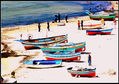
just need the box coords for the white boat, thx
[23,60,62,68]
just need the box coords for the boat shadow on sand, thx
[63,60,85,63]
[87,33,116,36]
[73,75,99,78]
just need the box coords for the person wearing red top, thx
[113,19,116,25]
[20,34,22,40]
[78,20,80,30]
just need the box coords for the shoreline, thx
[1,1,118,83]
[1,15,90,36]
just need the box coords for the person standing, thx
[65,14,68,23]
[20,34,22,40]
[58,13,61,22]
[101,18,105,27]
[38,23,41,32]
[89,8,92,13]
[47,22,50,31]
[113,18,116,28]
[54,15,58,23]
[78,20,80,30]
[28,35,32,40]
[88,54,92,66]
[81,20,83,30]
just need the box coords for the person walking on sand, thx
[88,54,92,66]
[78,20,80,30]
[81,20,83,30]
[47,22,50,31]
[38,23,41,32]
[65,14,68,23]
[58,13,61,22]
[20,34,22,40]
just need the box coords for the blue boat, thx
[15,34,68,50]
[86,28,113,35]
[23,60,62,68]
[36,42,86,52]
[67,66,96,77]
[44,51,81,61]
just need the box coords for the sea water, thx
[1,1,111,28]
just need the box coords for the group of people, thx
[54,13,61,23]
[38,21,50,32]
[54,13,68,23]
[37,13,68,32]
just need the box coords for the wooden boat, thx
[85,11,116,20]
[67,66,96,77]
[78,23,102,30]
[36,42,86,53]
[16,34,68,50]
[86,28,113,35]
[23,60,62,68]
[44,51,81,61]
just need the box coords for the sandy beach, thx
[1,1,118,83]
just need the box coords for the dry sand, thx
[1,1,118,83]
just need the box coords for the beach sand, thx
[1,1,118,83]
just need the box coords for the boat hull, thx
[23,39,68,50]
[86,28,113,35]
[16,34,68,50]
[89,15,116,20]
[39,42,86,52]
[24,63,62,68]
[69,71,96,77]
[67,67,96,77]
[44,51,81,61]
[45,56,81,61]
[78,24,102,30]
[42,47,85,53]
[87,31,111,35]
[23,60,62,68]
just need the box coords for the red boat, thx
[44,51,81,61]
[16,34,68,50]
[67,66,96,77]
[86,28,113,35]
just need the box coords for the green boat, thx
[36,42,86,52]
[85,11,116,20]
